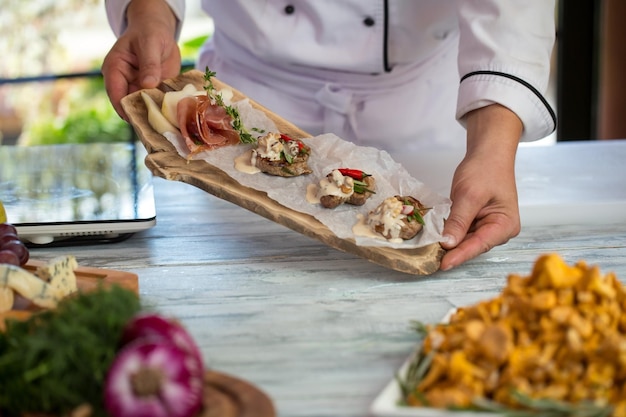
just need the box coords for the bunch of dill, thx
[0,285,142,416]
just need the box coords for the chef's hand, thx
[439,104,523,271]
[101,0,181,120]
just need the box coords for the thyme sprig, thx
[202,67,256,144]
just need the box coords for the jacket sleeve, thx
[455,0,557,141]
[104,0,185,39]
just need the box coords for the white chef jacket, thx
[106,0,556,152]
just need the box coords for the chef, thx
[102,0,557,270]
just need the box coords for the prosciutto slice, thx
[177,95,241,155]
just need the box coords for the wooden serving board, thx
[0,260,138,331]
[121,70,445,275]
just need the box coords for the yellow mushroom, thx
[409,253,626,413]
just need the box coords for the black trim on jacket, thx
[383,0,391,72]
[460,70,557,132]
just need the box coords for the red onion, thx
[104,341,204,417]
[120,313,204,376]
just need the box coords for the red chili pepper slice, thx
[338,168,370,181]
[280,134,304,151]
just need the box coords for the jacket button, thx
[363,16,375,27]
[284,5,295,14]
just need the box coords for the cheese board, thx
[0,259,138,331]
[0,259,276,417]
[121,70,445,275]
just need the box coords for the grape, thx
[0,222,30,266]
[1,240,29,265]
[0,223,17,236]
[0,249,20,266]
[0,233,19,247]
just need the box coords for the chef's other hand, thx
[101,0,180,120]
[440,104,523,271]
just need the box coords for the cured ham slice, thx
[177,95,241,155]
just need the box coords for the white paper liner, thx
[162,99,451,249]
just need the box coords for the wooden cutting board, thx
[0,260,138,331]
[121,70,445,275]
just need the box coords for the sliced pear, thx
[161,83,202,128]
[141,92,179,135]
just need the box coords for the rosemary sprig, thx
[397,350,434,404]
[202,67,256,144]
[409,319,429,338]
[470,392,613,417]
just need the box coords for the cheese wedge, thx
[0,255,78,309]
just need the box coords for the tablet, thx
[0,141,156,246]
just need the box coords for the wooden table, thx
[28,176,626,417]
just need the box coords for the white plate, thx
[370,309,500,417]
[369,355,499,417]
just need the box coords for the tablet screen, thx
[0,141,156,245]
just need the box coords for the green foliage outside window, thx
[23,77,131,145]
[20,35,210,146]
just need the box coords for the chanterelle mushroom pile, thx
[404,253,626,416]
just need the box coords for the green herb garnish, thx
[203,67,256,144]
[352,179,376,195]
[404,199,426,225]
[0,286,142,416]
[281,167,296,176]
[282,149,294,164]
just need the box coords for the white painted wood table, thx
[29,175,626,417]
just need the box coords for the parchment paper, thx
[163,99,451,249]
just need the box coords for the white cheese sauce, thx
[306,183,320,204]
[234,149,261,174]
[368,197,407,240]
[255,132,284,161]
[352,213,403,244]
[351,197,408,242]
[307,169,355,206]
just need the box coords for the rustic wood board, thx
[202,370,275,417]
[0,260,138,330]
[121,70,445,275]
